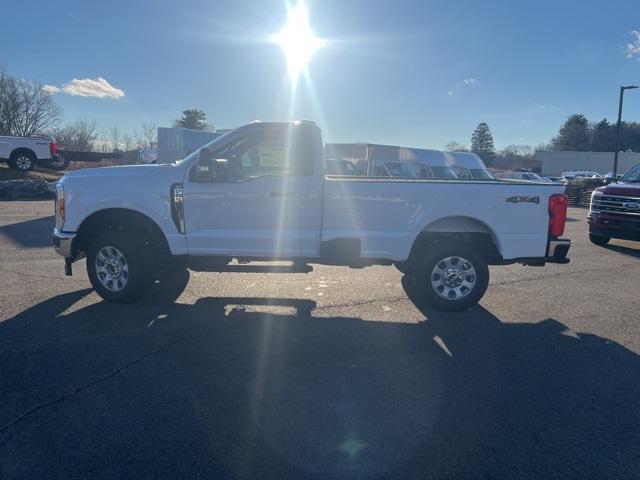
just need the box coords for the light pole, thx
[613,85,639,179]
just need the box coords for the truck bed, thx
[322,177,564,260]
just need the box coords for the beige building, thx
[535,150,640,176]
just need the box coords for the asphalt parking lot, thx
[1,200,640,479]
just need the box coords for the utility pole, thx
[613,85,638,179]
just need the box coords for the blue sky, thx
[4,0,640,148]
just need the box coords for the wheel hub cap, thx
[16,156,31,169]
[95,246,129,292]
[430,256,476,300]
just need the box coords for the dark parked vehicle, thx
[588,163,640,245]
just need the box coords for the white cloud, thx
[463,78,476,85]
[42,84,61,94]
[41,77,125,99]
[625,30,640,58]
[448,91,453,96]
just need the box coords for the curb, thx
[0,180,56,199]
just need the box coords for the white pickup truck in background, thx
[0,134,68,170]
[52,120,571,311]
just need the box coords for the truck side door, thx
[183,123,319,257]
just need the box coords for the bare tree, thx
[445,141,468,152]
[110,126,122,152]
[13,79,62,136]
[0,69,61,136]
[0,69,22,135]
[96,127,110,153]
[51,119,98,151]
[122,132,133,151]
[140,121,157,148]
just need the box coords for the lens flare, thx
[272,1,326,82]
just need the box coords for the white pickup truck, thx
[0,134,68,170]
[52,121,570,311]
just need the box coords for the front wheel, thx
[413,243,489,312]
[87,231,153,303]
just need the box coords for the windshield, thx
[175,128,237,165]
[622,164,640,182]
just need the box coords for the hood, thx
[598,182,640,197]
[63,164,161,178]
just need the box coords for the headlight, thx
[55,183,65,229]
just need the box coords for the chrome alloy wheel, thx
[95,246,130,292]
[15,155,33,170]
[430,256,476,300]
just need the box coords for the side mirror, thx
[194,147,213,181]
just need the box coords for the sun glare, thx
[273,1,326,82]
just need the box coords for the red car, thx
[588,163,640,245]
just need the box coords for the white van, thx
[445,152,494,180]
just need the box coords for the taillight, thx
[548,193,568,237]
[49,142,57,156]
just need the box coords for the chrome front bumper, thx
[52,228,76,259]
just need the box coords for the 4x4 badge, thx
[506,196,540,204]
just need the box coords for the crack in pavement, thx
[0,338,183,447]
[0,266,84,282]
[490,265,626,287]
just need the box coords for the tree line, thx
[447,111,640,170]
[551,113,640,152]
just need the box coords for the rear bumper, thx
[512,237,571,266]
[52,228,76,258]
[546,237,571,264]
[588,212,640,241]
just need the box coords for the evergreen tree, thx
[590,118,616,152]
[174,109,209,130]
[470,122,496,164]
[552,114,590,151]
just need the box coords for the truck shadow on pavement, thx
[1,286,640,479]
[601,242,640,260]
[0,215,54,248]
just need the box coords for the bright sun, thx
[273,1,326,82]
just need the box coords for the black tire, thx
[9,150,36,171]
[589,234,610,246]
[412,242,489,312]
[394,261,414,275]
[86,230,153,303]
[45,152,70,170]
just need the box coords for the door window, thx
[200,126,313,182]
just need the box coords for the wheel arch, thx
[73,208,170,259]
[10,147,37,159]
[409,216,503,264]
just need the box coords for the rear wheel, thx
[45,152,70,170]
[9,151,36,171]
[589,234,610,246]
[413,242,489,312]
[87,231,153,303]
